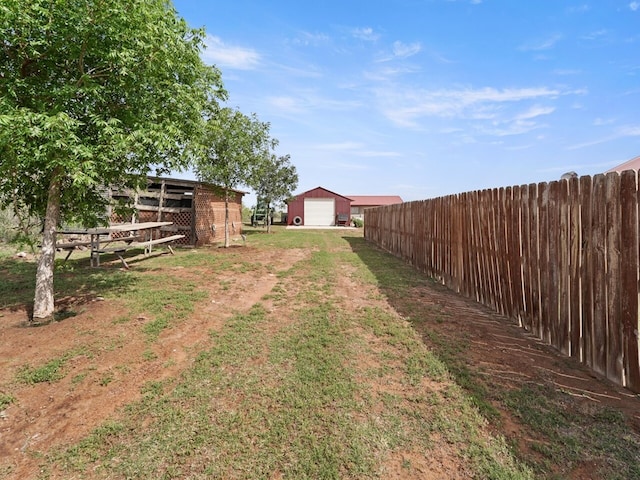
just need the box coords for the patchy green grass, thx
[342,235,640,479]
[15,347,90,384]
[501,385,640,479]
[0,249,135,310]
[0,393,15,410]
[4,229,636,479]
[45,229,532,479]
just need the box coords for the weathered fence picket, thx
[364,170,640,393]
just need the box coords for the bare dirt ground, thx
[392,281,640,478]
[1,242,639,479]
[0,246,308,479]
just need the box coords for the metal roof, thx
[606,156,640,173]
[348,195,403,206]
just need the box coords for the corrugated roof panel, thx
[348,195,403,206]
[606,156,640,173]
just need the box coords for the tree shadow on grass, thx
[343,235,640,480]
[0,255,138,320]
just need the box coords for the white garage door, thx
[304,198,335,226]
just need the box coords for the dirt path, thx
[377,271,640,479]
[0,247,307,479]
[1,238,639,479]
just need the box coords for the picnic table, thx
[56,221,184,268]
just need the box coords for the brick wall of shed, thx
[194,186,243,246]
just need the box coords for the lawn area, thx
[0,226,638,479]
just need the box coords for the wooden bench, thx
[56,235,143,262]
[336,213,350,226]
[97,234,185,268]
[56,240,94,261]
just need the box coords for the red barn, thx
[286,187,352,226]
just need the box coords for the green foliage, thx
[352,217,364,228]
[195,106,273,245]
[0,393,15,410]
[248,153,299,230]
[0,205,41,250]
[196,106,271,192]
[1,0,226,317]
[17,356,68,384]
[0,0,224,226]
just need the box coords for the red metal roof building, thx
[286,187,352,226]
[606,155,640,173]
[286,188,404,226]
[349,195,403,220]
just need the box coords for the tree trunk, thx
[224,189,230,248]
[266,203,272,234]
[33,172,62,321]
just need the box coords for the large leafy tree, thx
[195,106,272,247]
[0,0,225,320]
[249,153,298,233]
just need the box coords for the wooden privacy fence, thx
[364,170,640,393]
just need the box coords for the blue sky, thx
[173,0,640,206]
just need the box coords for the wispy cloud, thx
[519,34,562,51]
[377,86,579,130]
[268,96,305,114]
[593,117,615,126]
[355,150,402,157]
[567,124,640,149]
[515,105,555,120]
[630,2,640,11]
[313,141,401,158]
[292,31,331,47]
[553,68,582,76]
[202,35,260,70]
[581,29,608,41]
[352,27,379,42]
[566,4,590,14]
[480,119,547,137]
[363,65,421,81]
[266,93,361,114]
[392,41,422,58]
[315,141,364,151]
[376,40,422,62]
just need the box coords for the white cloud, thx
[266,91,362,116]
[519,34,562,51]
[355,150,402,157]
[313,142,401,159]
[593,117,615,126]
[315,142,364,151]
[376,41,422,62]
[618,124,640,136]
[515,105,555,120]
[377,86,578,130]
[352,27,379,42]
[567,124,640,149]
[480,119,546,137]
[293,31,331,47]
[630,2,640,11]
[553,68,582,76]
[202,35,260,70]
[581,29,608,41]
[392,41,422,58]
[268,96,304,114]
[567,4,590,14]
